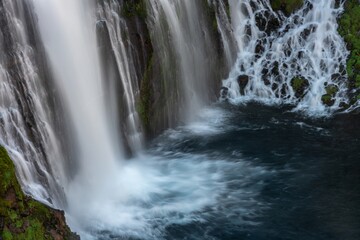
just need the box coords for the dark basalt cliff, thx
[124,0,360,138]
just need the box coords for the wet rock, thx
[271,61,280,75]
[321,84,339,106]
[263,78,271,86]
[300,24,317,40]
[339,101,350,109]
[245,23,252,37]
[255,40,265,56]
[255,11,280,35]
[334,0,342,9]
[321,94,335,106]
[290,76,309,98]
[325,84,339,96]
[280,84,289,98]
[220,86,229,99]
[270,0,304,16]
[237,75,249,95]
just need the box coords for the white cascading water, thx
[32,0,131,233]
[147,0,217,122]
[1,0,359,239]
[222,0,349,116]
[97,0,143,152]
[208,0,238,67]
[0,0,66,206]
[1,0,237,238]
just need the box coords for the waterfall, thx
[1,0,146,208]
[1,0,358,238]
[96,0,144,153]
[208,0,238,68]
[222,0,349,116]
[32,0,135,230]
[0,0,66,206]
[147,0,219,124]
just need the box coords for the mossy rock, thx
[270,0,304,16]
[320,84,339,107]
[0,146,79,240]
[321,94,335,106]
[290,76,309,98]
[325,84,339,96]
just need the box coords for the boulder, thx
[237,75,249,95]
[220,86,229,99]
[321,84,339,106]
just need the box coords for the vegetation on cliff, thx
[137,56,153,132]
[0,146,79,240]
[338,0,360,102]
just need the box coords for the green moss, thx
[15,219,23,228]
[290,76,309,98]
[338,0,360,102]
[225,2,231,20]
[122,0,147,19]
[321,94,333,106]
[320,84,339,106]
[270,0,304,16]
[291,77,304,91]
[356,75,360,88]
[9,211,18,221]
[202,0,221,35]
[2,228,13,240]
[0,147,23,200]
[137,56,153,129]
[18,220,45,240]
[0,146,79,240]
[325,84,339,96]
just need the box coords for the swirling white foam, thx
[65,107,270,240]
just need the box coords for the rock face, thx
[270,0,304,16]
[0,146,79,240]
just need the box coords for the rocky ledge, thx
[0,146,79,240]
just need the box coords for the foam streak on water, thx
[222,0,349,116]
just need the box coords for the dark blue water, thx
[91,103,359,240]
[147,103,360,240]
